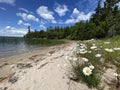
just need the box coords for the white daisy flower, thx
[104,42,110,44]
[79,48,86,52]
[93,44,96,46]
[88,51,92,53]
[89,65,94,70]
[105,48,114,52]
[91,39,94,41]
[113,73,118,77]
[79,51,87,54]
[83,67,92,76]
[90,46,97,50]
[113,48,120,51]
[95,54,101,57]
[82,58,88,62]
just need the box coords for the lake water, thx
[0,37,47,59]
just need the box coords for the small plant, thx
[69,55,100,88]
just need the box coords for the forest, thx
[24,0,120,40]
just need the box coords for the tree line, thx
[24,0,120,40]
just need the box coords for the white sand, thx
[0,42,91,90]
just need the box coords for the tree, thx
[28,26,31,33]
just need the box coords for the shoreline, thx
[0,42,81,90]
[0,45,49,60]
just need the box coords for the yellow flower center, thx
[86,70,90,74]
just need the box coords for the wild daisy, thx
[90,46,97,50]
[82,57,89,62]
[79,48,86,52]
[104,42,110,44]
[105,48,114,52]
[83,67,92,76]
[88,51,92,53]
[93,43,96,46]
[79,51,87,54]
[113,48,120,51]
[113,73,118,77]
[89,65,94,70]
[95,54,101,57]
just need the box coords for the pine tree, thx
[28,26,31,33]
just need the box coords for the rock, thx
[10,64,16,69]
[8,76,18,84]
[0,66,15,82]
[0,63,8,68]
[17,63,33,69]
[49,50,55,55]
[3,87,8,90]
[102,69,117,84]
[38,62,48,69]
[29,55,38,60]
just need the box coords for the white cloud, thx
[17,20,30,26]
[0,26,27,37]
[16,12,39,22]
[57,20,65,24]
[54,3,68,17]
[65,8,94,24]
[36,6,56,23]
[5,26,11,29]
[39,25,46,30]
[18,8,29,13]
[27,14,39,22]
[65,19,75,24]
[117,2,120,9]
[72,8,79,16]
[0,7,6,10]
[5,26,16,30]
[18,20,23,25]
[0,0,15,5]
[23,23,30,26]
[51,20,57,24]
[18,8,34,14]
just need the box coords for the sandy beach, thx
[0,42,91,90]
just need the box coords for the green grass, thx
[69,35,120,89]
[24,38,67,46]
[70,59,100,88]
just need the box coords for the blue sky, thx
[0,0,119,37]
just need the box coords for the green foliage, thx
[24,38,66,46]
[81,72,100,88]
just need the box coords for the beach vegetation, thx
[69,36,120,89]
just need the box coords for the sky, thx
[0,0,119,37]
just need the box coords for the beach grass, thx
[69,35,120,89]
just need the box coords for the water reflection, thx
[0,37,43,59]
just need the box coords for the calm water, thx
[0,37,47,59]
